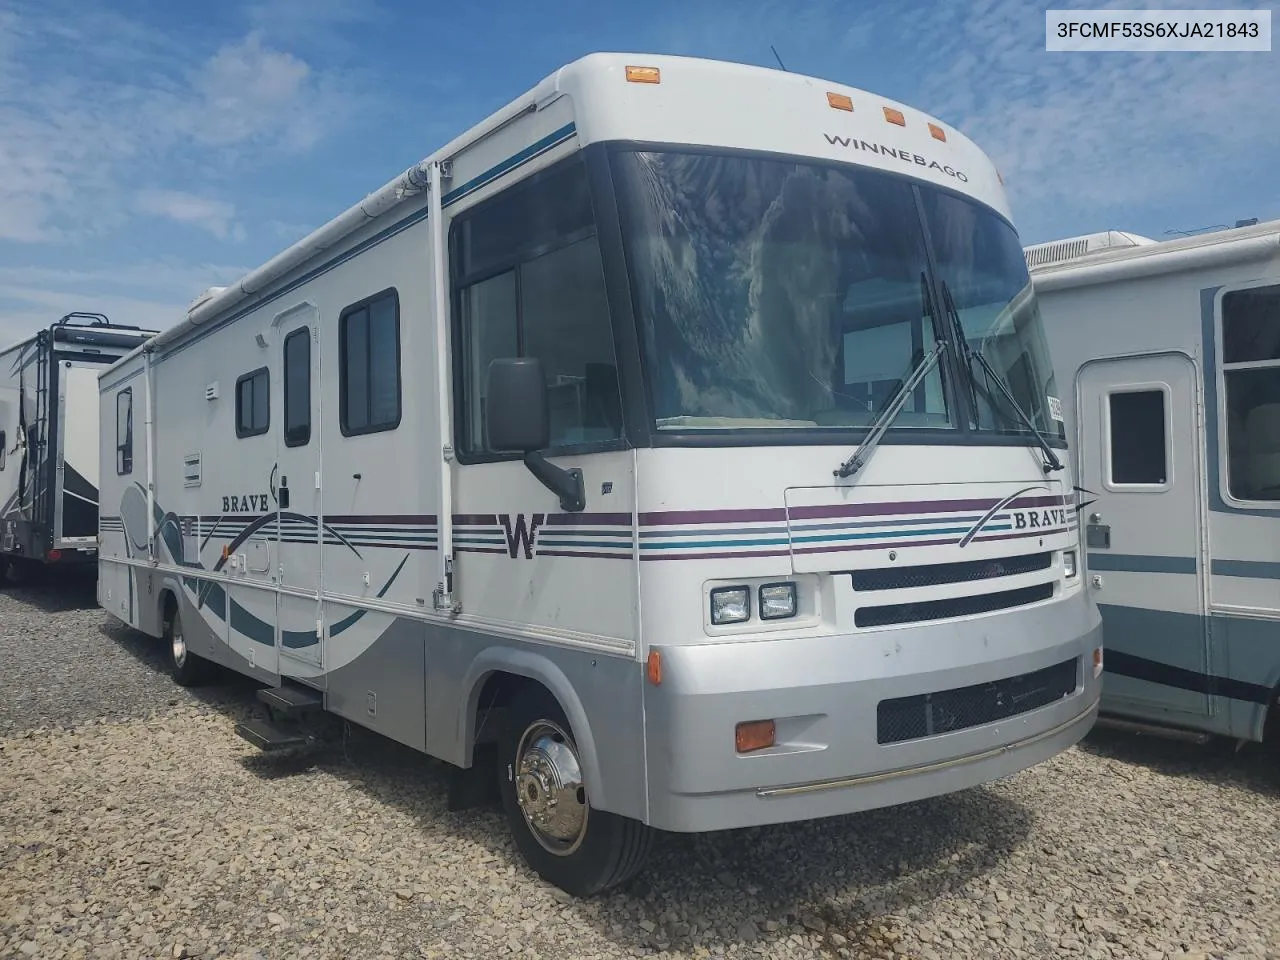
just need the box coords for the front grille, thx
[877,657,1079,744]
[854,582,1054,628]
[851,552,1052,592]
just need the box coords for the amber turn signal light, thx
[735,719,776,753]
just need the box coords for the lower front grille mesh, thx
[877,657,1079,744]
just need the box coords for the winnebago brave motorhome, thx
[98,53,1102,895]
[1027,219,1280,744]
[0,313,157,584]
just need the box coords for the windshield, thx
[611,149,952,431]
[610,148,1063,443]
[921,189,1066,441]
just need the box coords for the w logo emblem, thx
[499,513,544,559]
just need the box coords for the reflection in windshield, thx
[611,148,1063,443]
[921,190,1066,440]
[611,150,952,430]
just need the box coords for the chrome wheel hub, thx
[515,720,588,856]
[171,624,186,667]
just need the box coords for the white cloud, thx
[904,0,1280,240]
[0,3,353,246]
[185,31,328,151]
[137,189,243,241]
[0,260,249,351]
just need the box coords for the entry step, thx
[256,683,323,715]
[234,718,307,752]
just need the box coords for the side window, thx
[283,327,311,447]
[339,289,401,436]
[1107,388,1167,486]
[235,368,269,438]
[116,388,133,475]
[0,429,6,470]
[1222,284,1280,502]
[452,157,623,457]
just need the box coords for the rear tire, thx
[164,602,211,687]
[498,684,653,897]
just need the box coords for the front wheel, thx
[498,685,653,897]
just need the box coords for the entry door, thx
[1076,352,1210,718]
[274,305,324,674]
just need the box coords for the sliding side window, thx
[1221,284,1280,502]
[452,157,623,458]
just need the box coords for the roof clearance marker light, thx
[826,92,854,112]
[625,65,661,84]
[928,122,947,142]
[883,106,906,126]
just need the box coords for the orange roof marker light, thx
[826,92,854,112]
[928,122,947,142]
[625,65,661,84]
[883,106,906,126]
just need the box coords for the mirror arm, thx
[522,452,586,513]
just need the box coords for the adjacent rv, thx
[98,53,1102,896]
[1027,219,1280,743]
[0,313,157,584]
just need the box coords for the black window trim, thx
[338,286,403,438]
[448,152,630,466]
[116,387,133,475]
[235,366,270,439]
[1218,280,1280,508]
[282,325,312,448]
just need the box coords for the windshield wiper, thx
[834,338,947,479]
[940,281,1063,474]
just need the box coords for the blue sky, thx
[1,0,1276,347]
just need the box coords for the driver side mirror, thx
[485,357,550,453]
[484,357,585,513]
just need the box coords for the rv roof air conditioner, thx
[1024,230,1156,271]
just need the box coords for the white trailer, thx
[0,313,158,584]
[98,53,1102,896]
[1026,220,1280,743]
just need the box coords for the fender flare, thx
[458,646,609,810]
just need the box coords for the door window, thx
[1107,388,1168,487]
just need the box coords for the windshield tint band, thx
[603,140,1067,449]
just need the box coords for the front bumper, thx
[642,598,1102,832]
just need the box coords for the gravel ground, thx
[2,578,1279,960]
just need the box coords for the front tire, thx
[498,685,653,897]
[165,603,210,687]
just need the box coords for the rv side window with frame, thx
[283,326,311,447]
[235,367,270,439]
[1106,387,1168,487]
[116,388,133,475]
[338,288,401,437]
[451,155,623,459]
[1221,283,1280,503]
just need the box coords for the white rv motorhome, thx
[98,53,1102,896]
[0,313,158,584]
[1027,220,1280,744]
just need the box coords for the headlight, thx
[710,586,750,625]
[759,582,797,620]
[1063,550,1077,578]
